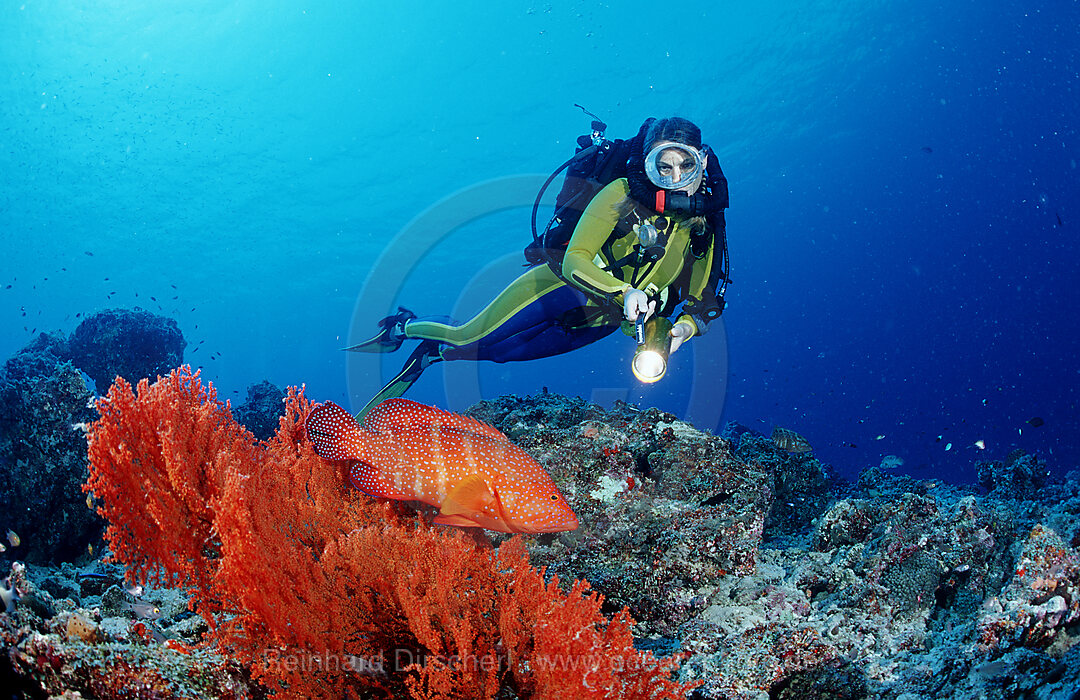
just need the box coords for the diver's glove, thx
[623,288,656,322]
[669,321,695,354]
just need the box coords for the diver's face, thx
[651,142,703,194]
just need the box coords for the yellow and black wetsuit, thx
[407,178,714,356]
[359,178,716,413]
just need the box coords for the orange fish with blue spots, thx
[306,398,579,534]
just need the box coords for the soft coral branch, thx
[85,368,250,597]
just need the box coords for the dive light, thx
[631,315,673,384]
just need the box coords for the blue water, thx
[2,1,1077,483]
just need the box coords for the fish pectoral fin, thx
[440,474,497,518]
[432,514,483,528]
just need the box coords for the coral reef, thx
[0,560,249,699]
[736,432,834,541]
[469,396,775,637]
[232,380,287,440]
[0,338,99,564]
[977,523,1080,654]
[3,370,1080,698]
[0,310,186,566]
[67,308,186,389]
[467,394,1080,699]
[977,449,1049,501]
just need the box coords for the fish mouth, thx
[542,519,580,534]
[513,520,579,534]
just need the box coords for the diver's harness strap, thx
[682,208,730,333]
[600,208,669,289]
[565,201,729,333]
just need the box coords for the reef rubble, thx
[1,389,1079,698]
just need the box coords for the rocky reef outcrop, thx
[67,308,186,390]
[232,380,287,441]
[0,336,98,564]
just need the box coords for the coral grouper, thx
[306,398,579,534]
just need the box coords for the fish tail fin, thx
[306,401,372,462]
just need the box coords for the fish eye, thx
[550,495,558,500]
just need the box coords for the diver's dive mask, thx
[643,142,706,191]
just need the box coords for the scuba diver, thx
[349,115,730,418]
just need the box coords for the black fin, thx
[354,340,442,421]
[343,307,417,353]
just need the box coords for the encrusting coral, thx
[83,367,696,699]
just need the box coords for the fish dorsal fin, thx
[440,473,497,518]
[365,398,509,444]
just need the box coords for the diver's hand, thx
[669,321,695,354]
[623,288,655,322]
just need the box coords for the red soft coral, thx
[85,367,698,699]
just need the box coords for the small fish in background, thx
[306,398,579,534]
[1055,212,1064,227]
[974,440,986,450]
[1026,416,1045,428]
[122,595,162,620]
[921,146,933,154]
[89,576,162,620]
[771,427,812,453]
[5,529,19,548]
[880,454,904,470]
